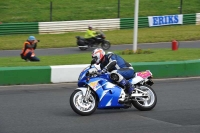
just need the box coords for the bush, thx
[121,48,153,55]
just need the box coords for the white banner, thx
[148,15,183,27]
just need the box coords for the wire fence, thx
[0,0,199,23]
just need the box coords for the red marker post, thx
[172,40,179,51]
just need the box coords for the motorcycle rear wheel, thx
[131,85,157,111]
[101,41,111,50]
[70,90,97,116]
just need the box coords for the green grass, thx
[0,0,199,23]
[1,25,200,50]
[1,48,200,67]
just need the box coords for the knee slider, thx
[110,73,119,82]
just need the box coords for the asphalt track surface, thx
[0,78,200,133]
[1,41,200,57]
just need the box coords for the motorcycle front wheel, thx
[79,47,88,51]
[101,40,111,50]
[132,85,157,111]
[70,90,97,116]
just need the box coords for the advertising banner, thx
[148,15,183,27]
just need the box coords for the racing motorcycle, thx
[70,60,157,116]
[75,31,111,51]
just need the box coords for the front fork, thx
[83,86,91,102]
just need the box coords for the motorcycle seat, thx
[126,72,136,80]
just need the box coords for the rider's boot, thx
[118,78,134,103]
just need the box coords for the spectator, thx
[20,36,40,62]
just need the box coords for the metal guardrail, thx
[183,14,196,25]
[0,13,198,35]
[120,17,148,29]
[0,22,38,35]
[196,13,200,25]
[39,19,120,34]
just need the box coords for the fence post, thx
[180,0,183,14]
[118,0,120,18]
[50,1,53,21]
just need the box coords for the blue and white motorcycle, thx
[70,60,157,116]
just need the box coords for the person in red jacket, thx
[20,36,40,62]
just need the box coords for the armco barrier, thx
[0,60,199,85]
[39,19,120,34]
[196,13,200,25]
[0,66,51,85]
[183,14,196,25]
[0,22,39,35]
[120,17,149,29]
[0,13,198,35]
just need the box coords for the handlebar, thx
[86,71,100,77]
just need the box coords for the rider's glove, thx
[97,70,102,75]
[96,68,107,75]
[101,68,107,74]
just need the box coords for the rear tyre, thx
[101,41,111,50]
[70,90,97,116]
[132,85,157,111]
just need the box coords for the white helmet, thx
[91,48,105,64]
[88,25,93,29]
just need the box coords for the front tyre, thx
[79,47,88,51]
[101,40,111,50]
[132,85,157,111]
[70,90,97,116]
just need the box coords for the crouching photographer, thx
[20,36,40,62]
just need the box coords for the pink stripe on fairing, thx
[137,71,152,79]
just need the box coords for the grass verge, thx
[0,48,199,67]
[0,25,200,50]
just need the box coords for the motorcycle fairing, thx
[129,70,152,84]
[87,77,124,109]
[129,76,144,85]
[137,70,152,79]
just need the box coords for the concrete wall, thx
[0,66,51,85]
[0,60,200,85]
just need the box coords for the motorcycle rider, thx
[20,36,40,62]
[91,48,135,102]
[84,25,98,47]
